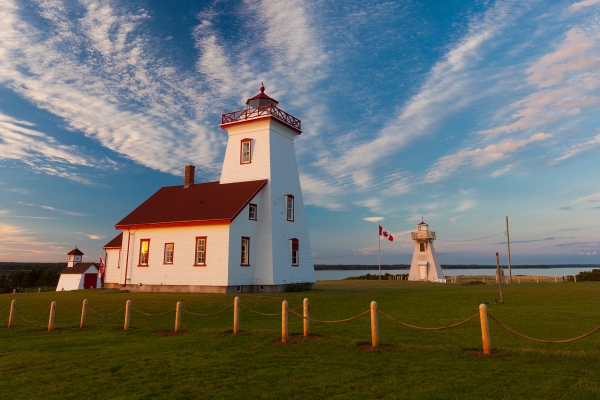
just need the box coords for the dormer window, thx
[241,139,252,164]
[285,195,294,222]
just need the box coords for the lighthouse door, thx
[419,264,427,279]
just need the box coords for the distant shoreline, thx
[314,264,600,271]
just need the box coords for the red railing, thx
[221,105,301,131]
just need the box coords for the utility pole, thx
[506,216,512,284]
[378,225,381,280]
[496,252,504,303]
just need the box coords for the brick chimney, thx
[184,164,195,188]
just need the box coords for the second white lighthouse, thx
[408,219,445,282]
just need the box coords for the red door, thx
[83,273,98,289]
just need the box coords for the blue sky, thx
[0,0,599,265]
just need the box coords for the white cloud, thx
[363,217,384,222]
[17,202,85,216]
[570,0,600,12]
[0,0,222,178]
[456,200,475,212]
[575,193,600,203]
[450,216,461,222]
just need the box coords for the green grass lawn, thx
[1,280,600,399]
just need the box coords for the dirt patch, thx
[464,349,502,357]
[462,281,486,286]
[358,344,393,352]
[154,330,187,336]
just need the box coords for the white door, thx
[419,264,427,280]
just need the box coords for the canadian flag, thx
[98,257,104,277]
[379,225,394,242]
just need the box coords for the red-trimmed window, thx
[241,138,252,164]
[249,203,257,221]
[285,195,294,222]
[241,237,250,266]
[139,239,150,266]
[290,238,299,266]
[164,243,174,264]
[195,237,207,266]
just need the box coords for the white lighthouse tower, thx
[408,219,445,282]
[220,84,315,286]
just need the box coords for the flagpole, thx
[378,226,381,280]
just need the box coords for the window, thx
[249,203,257,221]
[290,238,299,266]
[241,237,250,266]
[419,242,426,252]
[286,195,294,222]
[195,237,207,266]
[139,239,150,266]
[164,243,174,264]
[241,139,252,164]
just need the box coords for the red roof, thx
[67,247,84,256]
[115,180,267,229]
[104,232,123,249]
[246,85,278,105]
[60,262,97,275]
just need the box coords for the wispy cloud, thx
[0,0,221,178]
[559,206,571,210]
[456,200,475,212]
[575,193,600,203]
[17,202,85,216]
[570,0,600,12]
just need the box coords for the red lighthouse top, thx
[221,83,301,133]
[245,84,279,107]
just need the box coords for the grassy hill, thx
[1,280,600,398]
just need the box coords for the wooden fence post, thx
[555,276,557,283]
[8,299,16,329]
[174,301,182,333]
[574,276,577,283]
[48,301,56,333]
[124,300,131,331]
[282,300,288,343]
[233,297,240,334]
[518,277,520,284]
[80,299,88,328]
[479,304,491,355]
[303,298,310,337]
[495,253,504,303]
[370,301,379,348]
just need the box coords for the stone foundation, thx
[103,282,306,293]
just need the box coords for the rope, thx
[378,310,479,330]
[487,314,600,343]
[182,304,233,316]
[437,231,506,242]
[239,303,281,316]
[289,308,371,323]
[88,306,126,317]
[131,306,176,316]
[14,306,49,323]
[0,306,10,313]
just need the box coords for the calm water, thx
[315,267,597,281]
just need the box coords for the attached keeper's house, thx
[103,85,315,293]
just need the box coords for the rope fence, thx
[14,306,49,323]
[487,313,600,344]
[88,306,126,317]
[131,306,176,317]
[377,310,479,330]
[182,304,233,317]
[5,299,600,353]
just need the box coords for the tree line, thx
[0,266,63,293]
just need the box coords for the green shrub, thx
[576,269,600,281]
[285,282,313,292]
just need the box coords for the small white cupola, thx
[246,84,279,108]
[417,217,429,231]
[67,247,84,267]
